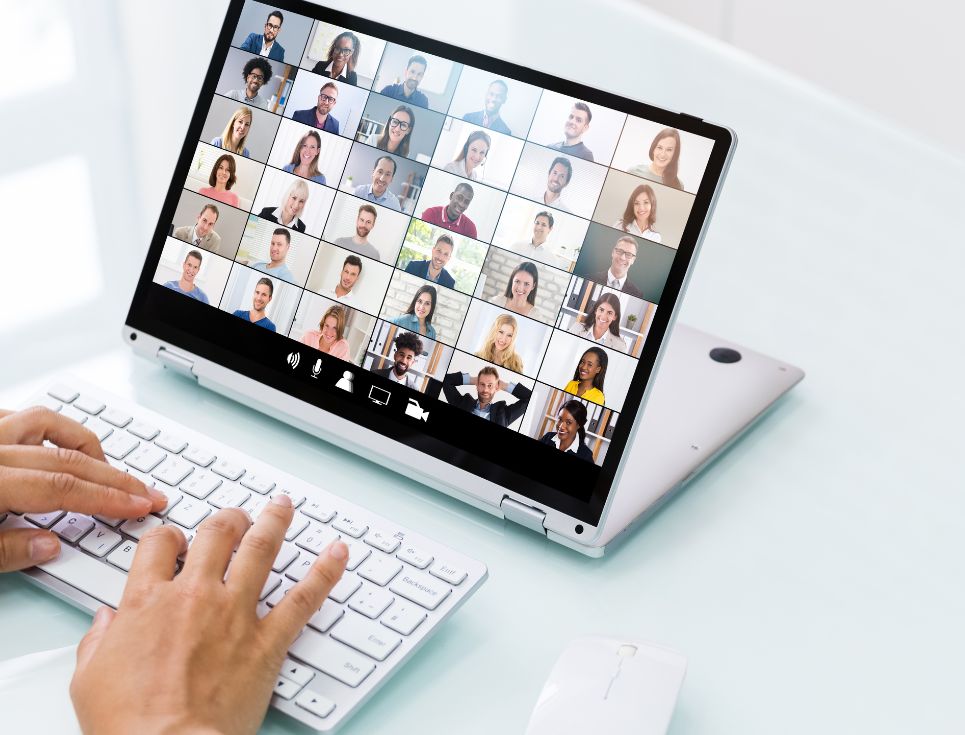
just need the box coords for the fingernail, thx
[270,493,292,508]
[148,487,168,504]
[29,534,60,562]
[328,540,348,561]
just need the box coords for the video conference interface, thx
[152,0,716,471]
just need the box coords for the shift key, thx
[289,629,375,688]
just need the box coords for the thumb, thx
[75,606,117,672]
[0,528,60,572]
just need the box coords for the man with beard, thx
[232,277,276,331]
[548,102,595,162]
[324,255,363,303]
[333,204,381,261]
[292,82,340,134]
[239,9,287,61]
[372,331,424,389]
[533,156,573,212]
[420,183,477,238]
[379,55,429,109]
[404,234,457,290]
[442,366,532,428]
[225,57,273,110]
[462,79,511,135]
[353,156,402,211]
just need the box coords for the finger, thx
[0,466,153,517]
[0,528,60,572]
[0,445,167,511]
[267,540,348,648]
[0,406,105,460]
[124,525,186,594]
[181,508,251,582]
[74,606,117,673]
[227,494,293,602]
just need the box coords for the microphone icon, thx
[311,358,322,378]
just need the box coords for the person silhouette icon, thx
[335,370,354,393]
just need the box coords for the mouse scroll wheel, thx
[617,644,637,657]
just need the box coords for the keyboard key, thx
[295,690,335,719]
[332,516,368,539]
[273,677,300,700]
[102,432,139,460]
[357,553,403,587]
[430,562,468,586]
[52,513,94,543]
[151,457,194,487]
[284,553,318,583]
[347,583,394,619]
[155,431,187,454]
[212,458,245,481]
[182,445,216,467]
[32,396,62,412]
[38,541,127,608]
[25,510,66,529]
[99,407,132,428]
[301,500,335,523]
[294,523,339,555]
[285,514,310,542]
[397,545,433,570]
[128,420,160,441]
[120,514,163,540]
[127,469,157,489]
[328,575,361,604]
[85,418,113,442]
[240,474,275,495]
[364,529,401,554]
[259,573,281,601]
[389,569,452,611]
[288,631,375,688]
[73,395,105,415]
[280,658,315,687]
[125,444,166,473]
[47,383,79,403]
[167,499,211,529]
[272,488,305,508]
[93,514,125,528]
[266,579,295,607]
[181,471,221,499]
[81,524,123,557]
[61,405,88,424]
[106,540,139,572]
[381,603,427,636]
[241,495,270,519]
[343,539,371,572]
[307,600,343,633]
[331,612,402,662]
[272,543,299,573]
[155,489,183,517]
[209,483,250,509]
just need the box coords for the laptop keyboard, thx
[2,379,487,731]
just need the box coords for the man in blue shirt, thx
[379,55,429,109]
[239,10,286,62]
[291,82,340,134]
[232,277,277,331]
[250,228,296,284]
[353,156,402,211]
[163,250,210,304]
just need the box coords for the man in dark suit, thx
[239,10,287,61]
[291,82,340,134]
[587,235,645,298]
[462,80,512,135]
[404,234,457,289]
[442,368,531,428]
[372,332,423,389]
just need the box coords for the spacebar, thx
[37,542,128,609]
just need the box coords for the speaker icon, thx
[287,352,301,369]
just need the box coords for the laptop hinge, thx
[500,497,547,535]
[156,347,197,380]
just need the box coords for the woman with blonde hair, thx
[476,313,525,373]
[257,178,309,232]
[283,129,327,184]
[300,304,350,359]
[210,106,253,157]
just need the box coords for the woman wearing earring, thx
[210,106,253,157]
[612,183,661,243]
[312,31,360,84]
[540,399,594,461]
[491,261,539,318]
[391,284,438,340]
[198,154,239,207]
[568,292,629,352]
[443,130,491,181]
[563,346,607,405]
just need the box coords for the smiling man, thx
[534,156,573,212]
[404,234,457,289]
[462,79,511,135]
[442,367,532,427]
[334,205,381,261]
[589,236,644,298]
[225,57,273,110]
[250,228,295,284]
[292,82,340,134]
[354,156,401,211]
[373,331,424,389]
[173,204,222,255]
[379,55,429,109]
[239,10,286,61]
[421,183,477,238]
[325,254,363,303]
[232,277,276,331]
[548,102,594,162]
[163,250,209,304]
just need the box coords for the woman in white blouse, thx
[612,183,661,244]
[568,292,629,352]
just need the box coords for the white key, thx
[25,510,66,529]
[52,514,95,544]
[271,488,305,508]
[127,469,157,489]
[100,407,132,428]
[343,538,371,571]
[259,573,281,601]
[272,543,300,573]
[209,483,250,509]
[280,658,315,687]
[364,529,402,554]
[288,631,375,688]
[120,514,163,540]
[295,691,335,719]
[107,540,139,572]
[155,431,187,453]
[241,495,270,519]
[273,677,300,700]
[307,600,344,633]
[240,474,275,495]
[347,583,394,619]
[61,405,88,424]
[182,445,216,467]
[79,523,123,557]
[84,418,113,442]
[331,612,402,662]
[151,457,193,487]
[266,579,295,607]
[430,561,468,586]
[47,383,79,403]
[102,432,139,460]
[328,575,361,604]
[212,458,245,481]
[357,553,403,587]
[93,514,124,528]
[125,444,166,473]
[31,396,62,412]
[38,541,127,608]
[332,516,368,539]
[285,514,310,542]
[397,544,433,570]
[181,471,221,499]
[284,553,318,583]
[128,420,160,441]
[167,499,211,529]
[389,569,452,611]
[155,489,183,517]
[301,500,335,523]
[73,395,105,415]
[294,523,339,555]
[381,603,427,636]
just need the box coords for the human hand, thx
[498,380,509,392]
[0,407,167,573]
[71,497,348,735]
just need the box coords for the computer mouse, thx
[524,636,687,735]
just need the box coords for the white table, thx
[2,1,964,732]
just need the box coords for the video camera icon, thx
[405,399,429,422]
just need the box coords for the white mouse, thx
[524,636,687,735]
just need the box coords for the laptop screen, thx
[127,0,733,527]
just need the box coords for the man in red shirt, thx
[421,182,478,238]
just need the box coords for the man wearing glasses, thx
[239,10,287,62]
[588,236,644,298]
[292,82,341,134]
[225,57,274,110]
